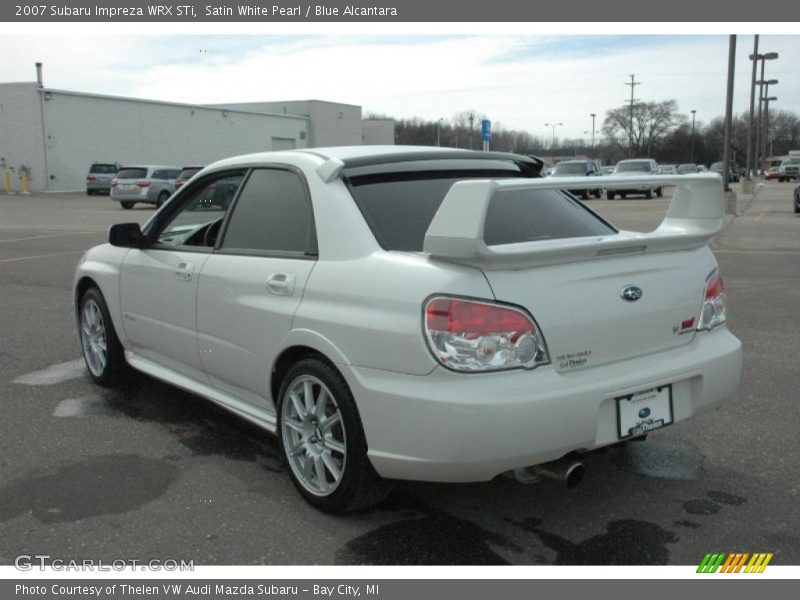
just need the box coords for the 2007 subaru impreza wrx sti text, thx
[73,146,742,512]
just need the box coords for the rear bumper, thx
[344,327,742,482]
[111,189,154,203]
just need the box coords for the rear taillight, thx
[697,268,727,331]
[86,175,97,181]
[136,181,150,188]
[424,296,550,372]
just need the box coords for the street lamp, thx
[545,122,563,152]
[752,51,779,175]
[589,113,596,154]
[763,95,777,166]
[757,79,778,174]
[436,117,443,147]
[690,109,697,163]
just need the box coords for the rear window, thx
[89,164,117,174]
[346,166,615,251]
[178,168,202,180]
[616,161,651,173]
[116,168,147,179]
[553,162,587,175]
[484,189,615,245]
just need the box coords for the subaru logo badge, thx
[621,285,643,302]
[639,407,651,418]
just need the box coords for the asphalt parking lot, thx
[0,182,798,566]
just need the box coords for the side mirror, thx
[109,223,144,248]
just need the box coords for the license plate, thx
[616,384,673,440]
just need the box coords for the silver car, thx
[85,162,119,195]
[110,165,181,209]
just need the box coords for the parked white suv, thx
[73,147,742,512]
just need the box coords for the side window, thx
[155,171,245,248]
[220,168,313,255]
[152,170,164,180]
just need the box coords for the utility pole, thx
[691,110,697,163]
[468,113,475,150]
[589,113,596,155]
[722,35,736,194]
[745,35,759,186]
[625,74,640,158]
[436,118,442,147]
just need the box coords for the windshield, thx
[553,163,587,175]
[616,161,651,173]
[677,164,697,173]
[782,158,800,165]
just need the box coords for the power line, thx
[625,74,641,158]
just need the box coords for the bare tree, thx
[602,100,687,158]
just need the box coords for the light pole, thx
[753,52,778,175]
[436,117,443,147]
[468,113,475,150]
[722,35,736,194]
[589,113,596,155]
[763,95,777,169]
[757,79,778,174]
[545,122,563,153]
[690,109,697,163]
[745,37,759,181]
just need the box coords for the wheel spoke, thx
[314,388,328,419]
[321,451,341,482]
[303,381,315,415]
[96,338,107,352]
[81,323,92,337]
[284,418,304,434]
[320,411,341,431]
[324,435,346,455]
[289,391,306,419]
[289,440,305,457]
[313,456,326,490]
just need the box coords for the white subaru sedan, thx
[73,147,742,512]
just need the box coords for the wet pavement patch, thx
[336,494,522,565]
[509,517,679,565]
[0,454,178,523]
[611,440,704,480]
[53,377,283,470]
[683,499,721,515]
[707,490,746,505]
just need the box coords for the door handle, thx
[266,273,295,296]
[174,261,194,282]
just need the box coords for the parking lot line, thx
[0,250,85,263]
[754,206,770,223]
[0,232,96,243]
[714,249,800,255]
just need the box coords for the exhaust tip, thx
[564,462,585,489]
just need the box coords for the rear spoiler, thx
[423,174,725,270]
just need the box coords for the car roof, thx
[118,165,181,170]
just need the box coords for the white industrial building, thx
[0,66,387,193]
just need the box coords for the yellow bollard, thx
[20,171,29,194]
[3,170,11,194]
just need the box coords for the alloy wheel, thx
[80,298,108,377]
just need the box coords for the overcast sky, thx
[1,34,797,141]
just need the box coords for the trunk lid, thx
[484,249,709,372]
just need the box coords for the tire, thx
[607,191,615,200]
[277,358,393,513]
[594,189,602,199]
[120,201,135,210]
[644,187,654,200]
[156,190,170,208]
[78,286,131,387]
[656,187,663,198]
[86,189,94,196]
[581,190,590,200]
[620,192,627,199]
